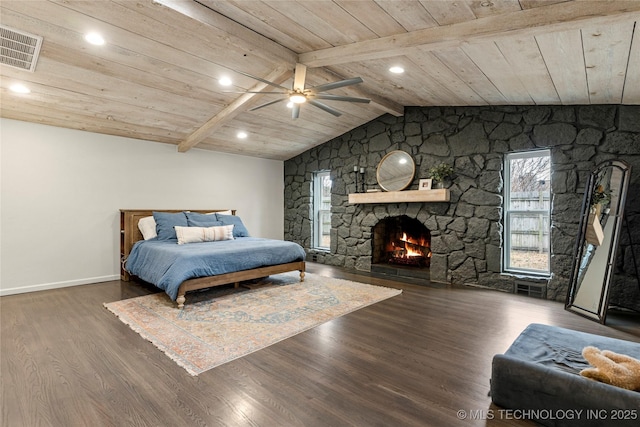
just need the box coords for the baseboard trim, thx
[0,275,120,296]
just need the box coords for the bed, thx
[120,209,306,308]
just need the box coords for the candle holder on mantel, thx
[353,166,366,193]
[353,165,359,193]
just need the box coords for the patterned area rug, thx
[104,272,401,375]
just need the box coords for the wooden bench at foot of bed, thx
[175,261,306,309]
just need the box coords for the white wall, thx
[0,119,284,295]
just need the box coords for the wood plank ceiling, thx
[1,1,639,160]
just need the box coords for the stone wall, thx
[284,105,640,307]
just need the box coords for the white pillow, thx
[215,210,233,215]
[175,225,234,245]
[138,216,157,240]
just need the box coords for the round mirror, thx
[376,150,415,192]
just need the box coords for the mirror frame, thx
[376,150,415,192]
[565,160,631,324]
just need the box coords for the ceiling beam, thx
[299,0,640,67]
[177,65,292,152]
[364,93,404,117]
[154,0,297,64]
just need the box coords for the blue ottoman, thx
[491,323,640,427]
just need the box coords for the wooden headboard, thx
[119,209,236,280]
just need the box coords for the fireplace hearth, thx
[372,216,431,273]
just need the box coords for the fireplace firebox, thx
[372,216,431,268]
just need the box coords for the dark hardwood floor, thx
[2,263,639,427]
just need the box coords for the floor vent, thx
[514,281,546,299]
[0,25,43,72]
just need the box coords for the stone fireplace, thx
[372,215,431,277]
[285,105,640,307]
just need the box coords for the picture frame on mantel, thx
[419,179,433,190]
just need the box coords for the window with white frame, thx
[504,150,551,275]
[313,171,332,250]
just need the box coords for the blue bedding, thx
[125,237,306,300]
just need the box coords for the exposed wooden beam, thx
[177,65,292,152]
[299,1,640,67]
[366,96,404,117]
[154,0,297,64]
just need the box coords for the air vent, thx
[0,25,43,72]
[514,281,546,299]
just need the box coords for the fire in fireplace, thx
[372,216,431,268]
[386,231,431,267]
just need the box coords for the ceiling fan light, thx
[389,66,404,74]
[290,94,306,104]
[286,101,293,108]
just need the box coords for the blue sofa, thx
[491,323,640,427]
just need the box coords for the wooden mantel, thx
[348,189,450,204]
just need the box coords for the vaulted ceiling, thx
[1,1,639,160]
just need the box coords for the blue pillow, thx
[185,212,222,228]
[216,214,250,237]
[152,211,188,240]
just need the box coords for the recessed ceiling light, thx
[84,32,105,46]
[389,66,405,74]
[237,131,248,139]
[9,83,30,94]
[219,76,232,86]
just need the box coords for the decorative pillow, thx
[216,214,250,237]
[138,216,157,240]
[152,211,188,241]
[185,212,223,227]
[175,225,234,245]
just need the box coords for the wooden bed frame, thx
[120,209,305,308]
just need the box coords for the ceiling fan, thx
[233,63,370,119]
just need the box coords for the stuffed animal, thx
[580,346,640,391]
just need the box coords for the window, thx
[313,171,332,250]
[504,150,551,275]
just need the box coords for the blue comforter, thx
[125,237,306,300]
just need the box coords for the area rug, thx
[104,272,401,375]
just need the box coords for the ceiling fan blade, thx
[224,91,287,94]
[234,69,291,91]
[292,103,301,119]
[293,63,307,91]
[313,94,370,103]
[308,100,342,117]
[249,97,288,111]
[308,77,364,93]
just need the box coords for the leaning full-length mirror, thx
[565,160,631,323]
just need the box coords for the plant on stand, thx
[590,183,610,216]
[428,163,454,188]
[585,183,610,246]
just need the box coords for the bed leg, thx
[176,295,186,309]
[234,282,240,288]
[300,270,305,282]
